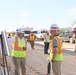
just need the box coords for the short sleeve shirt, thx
[20,38,27,48]
[52,38,58,48]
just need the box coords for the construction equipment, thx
[0,31,10,75]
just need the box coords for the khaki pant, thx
[52,61,62,75]
[30,41,34,48]
[13,57,26,75]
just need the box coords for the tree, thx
[59,27,71,34]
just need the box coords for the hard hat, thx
[16,28,24,33]
[50,24,59,30]
[72,24,76,31]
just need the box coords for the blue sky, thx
[0,0,76,32]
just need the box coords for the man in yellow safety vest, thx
[49,24,63,75]
[29,31,35,49]
[11,28,27,75]
[72,24,76,59]
[44,31,50,54]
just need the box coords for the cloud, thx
[22,0,26,1]
[16,9,30,17]
[22,0,28,1]
[64,8,76,15]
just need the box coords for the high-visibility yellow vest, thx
[44,34,50,42]
[49,36,63,61]
[11,37,27,58]
[30,34,35,41]
[75,39,76,49]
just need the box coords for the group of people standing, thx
[9,23,76,75]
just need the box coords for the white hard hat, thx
[16,28,24,33]
[72,24,76,31]
[50,24,59,30]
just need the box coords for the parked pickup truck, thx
[59,30,75,43]
[34,30,46,40]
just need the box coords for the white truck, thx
[23,26,33,40]
[35,30,46,40]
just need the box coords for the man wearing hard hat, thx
[44,31,50,54]
[11,28,27,75]
[29,31,35,49]
[49,24,63,75]
[72,24,76,58]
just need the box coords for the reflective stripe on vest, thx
[75,39,76,45]
[75,39,76,51]
[30,34,34,41]
[49,36,63,61]
[11,37,27,58]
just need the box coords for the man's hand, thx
[48,50,50,55]
[23,47,27,50]
[51,60,55,62]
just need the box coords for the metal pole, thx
[0,35,6,75]
[0,34,9,75]
[5,56,9,75]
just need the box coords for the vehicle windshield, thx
[24,31,30,34]
[64,30,72,33]
[33,31,38,34]
[41,31,46,33]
